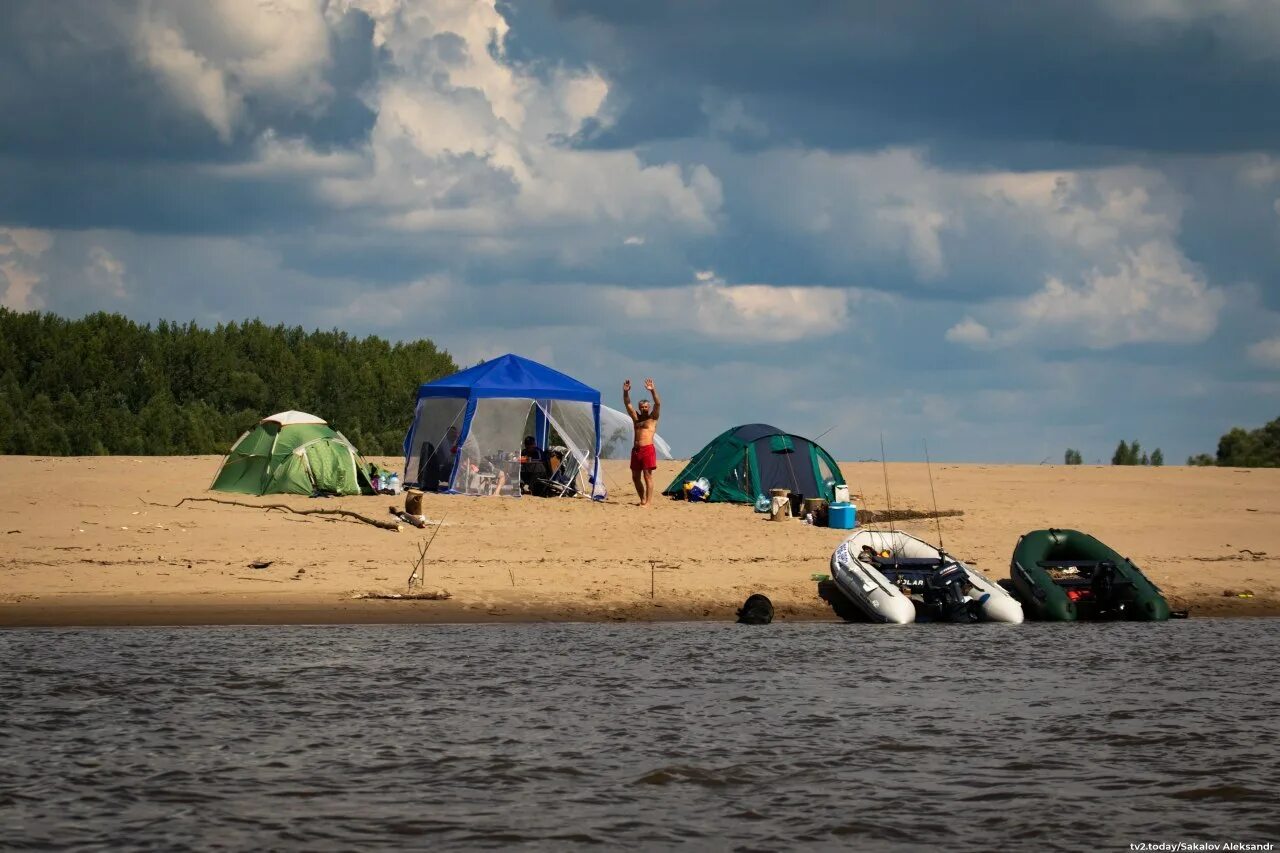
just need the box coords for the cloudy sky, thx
[3,0,1279,462]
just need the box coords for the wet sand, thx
[2,456,1277,626]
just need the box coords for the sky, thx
[2,0,1279,462]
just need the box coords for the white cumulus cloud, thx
[133,0,334,141]
[1247,336,1280,368]
[0,228,54,311]
[945,317,993,347]
[86,246,128,299]
[1010,242,1222,348]
[611,278,854,343]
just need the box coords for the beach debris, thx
[236,576,284,583]
[646,561,680,599]
[736,593,774,624]
[5,530,19,534]
[390,507,428,529]
[163,497,401,531]
[1199,551,1272,562]
[1222,589,1256,598]
[353,590,452,601]
[406,513,447,591]
[248,559,274,570]
[856,508,964,524]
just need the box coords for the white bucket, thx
[770,495,791,521]
[834,485,850,504]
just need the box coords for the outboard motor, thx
[1090,560,1125,618]
[923,563,981,623]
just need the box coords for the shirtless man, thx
[623,377,661,506]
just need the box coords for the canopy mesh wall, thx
[405,397,604,497]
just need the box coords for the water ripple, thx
[1,619,1277,849]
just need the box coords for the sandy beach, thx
[1,455,1277,626]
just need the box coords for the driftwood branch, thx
[857,508,964,524]
[166,497,400,531]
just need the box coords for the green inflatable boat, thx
[1009,529,1170,621]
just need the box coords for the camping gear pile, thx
[678,477,712,501]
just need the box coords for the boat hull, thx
[830,529,1024,624]
[1009,528,1170,622]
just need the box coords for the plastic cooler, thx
[828,502,856,529]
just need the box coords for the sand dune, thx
[1,456,1277,626]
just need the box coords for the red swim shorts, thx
[630,444,657,472]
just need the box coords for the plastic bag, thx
[688,477,711,501]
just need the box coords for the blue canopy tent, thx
[402,354,605,499]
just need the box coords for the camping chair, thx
[538,448,580,497]
[416,441,436,491]
[416,441,454,492]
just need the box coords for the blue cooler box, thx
[828,502,856,529]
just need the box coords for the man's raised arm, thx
[645,378,660,419]
[623,379,637,420]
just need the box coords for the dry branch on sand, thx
[855,508,964,524]
[160,497,401,531]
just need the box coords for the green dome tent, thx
[663,423,845,504]
[211,411,375,497]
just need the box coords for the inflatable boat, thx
[829,529,1024,624]
[1008,528,1170,621]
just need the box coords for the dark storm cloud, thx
[0,156,325,234]
[0,0,378,163]
[548,0,1280,164]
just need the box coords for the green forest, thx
[0,309,456,456]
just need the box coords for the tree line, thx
[1063,443,1163,465]
[1186,415,1280,467]
[1062,416,1280,467]
[0,309,457,456]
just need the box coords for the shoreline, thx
[4,456,1278,628]
[3,591,1277,628]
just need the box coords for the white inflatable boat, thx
[829,529,1024,624]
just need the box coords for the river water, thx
[1,620,1276,850]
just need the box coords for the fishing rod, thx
[880,431,896,555]
[924,438,944,553]
[812,424,838,442]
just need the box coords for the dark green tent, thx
[211,411,375,497]
[663,423,845,504]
